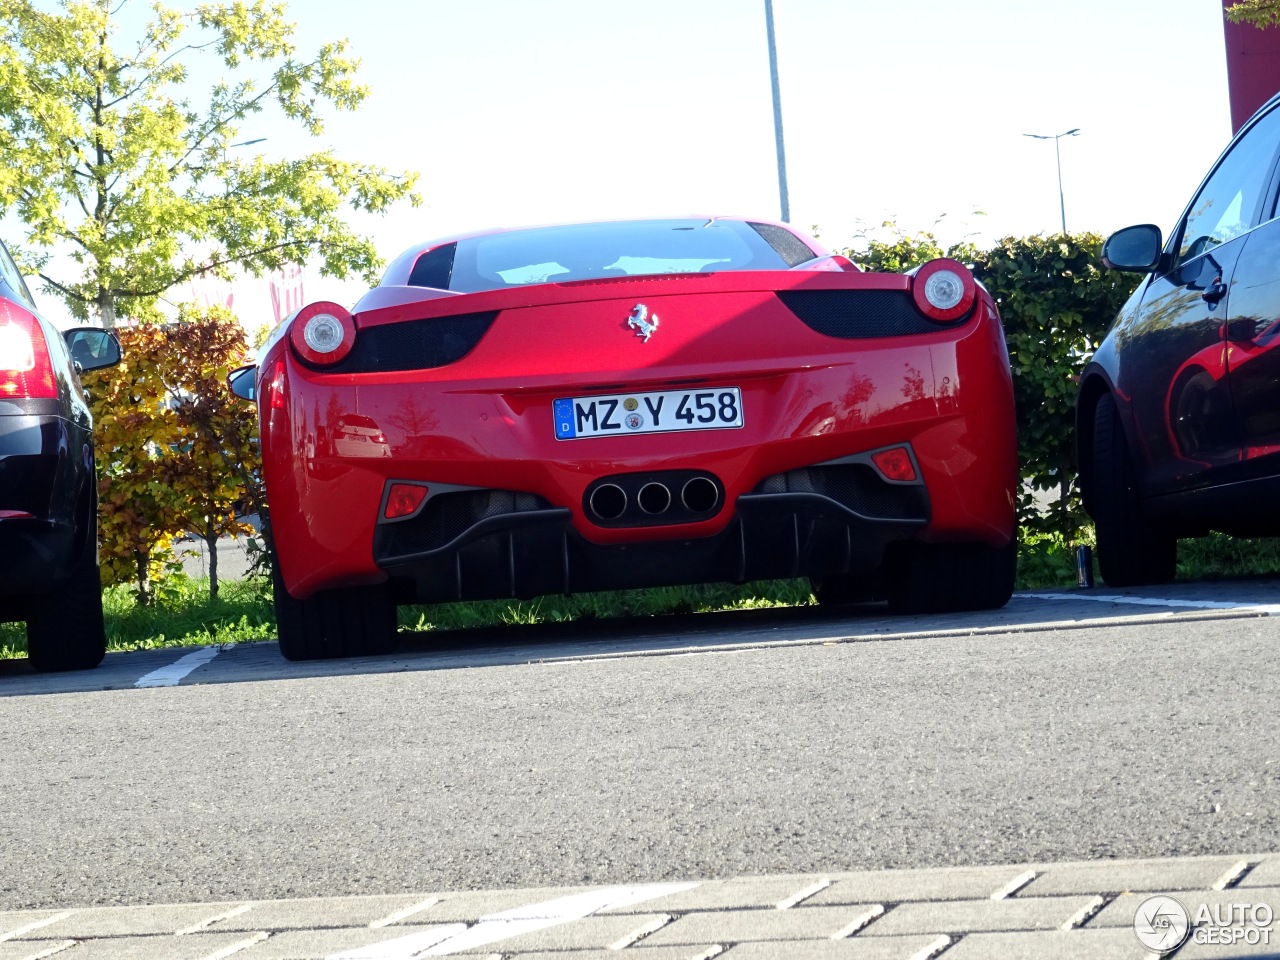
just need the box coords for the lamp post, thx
[1023,128,1079,234]
[223,137,267,164]
[764,0,789,222]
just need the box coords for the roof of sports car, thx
[379,216,830,293]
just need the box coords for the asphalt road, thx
[2,583,1278,914]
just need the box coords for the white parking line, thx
[368,897,440,928]
[328,883,698,959]
[1023,593,1280,615]
[18,941,76,959]
[134,646,223,688]
[0,912,71,942]
[325,926,466,960]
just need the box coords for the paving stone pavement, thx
[3,854,1279,959]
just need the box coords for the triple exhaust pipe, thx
[585,471,722,526]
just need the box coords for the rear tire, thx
[272,558,397,661]
[26,523,107,672]
[886,535,1017,615]
[1091,393,1176,586]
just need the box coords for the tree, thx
[85,312,263,602]
[154,310,263,600]
[0,0,419,325]
[1226,1,1280,28]
[86,321,189,600]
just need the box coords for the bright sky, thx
[30,0,1237,328]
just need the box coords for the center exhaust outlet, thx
[637,482,672,515]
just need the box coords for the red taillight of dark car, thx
[912,258,977,323]
[0,306,56,399]
[289,301,357,367]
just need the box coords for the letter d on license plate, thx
[554,387,743,440]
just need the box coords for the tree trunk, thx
[204,517,220,600]
[134,549,151,606]
[96,289,116,328]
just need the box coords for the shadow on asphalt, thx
[2,589,1267,696]
[0,599,918,695]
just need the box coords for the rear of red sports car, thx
[252,218,1017,660]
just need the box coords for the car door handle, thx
[1203,281,1228,304]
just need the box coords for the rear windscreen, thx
[430,219,814,292]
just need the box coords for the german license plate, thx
[554,387,743,440]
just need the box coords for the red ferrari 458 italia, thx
[235,217,1017,660]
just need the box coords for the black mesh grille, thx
[379,489,551,557]
[760,464,926,521]
[325,311,497,374]
[778,290,953,338]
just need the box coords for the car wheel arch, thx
[1075,372,1115,512]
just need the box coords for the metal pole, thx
[1055,136,1066,234]
[1023,129,1078,236]
[764,0,790,222]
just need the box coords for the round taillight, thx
[912,258,977,323]
[289,301,356,366]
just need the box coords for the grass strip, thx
[4,530,1280,659]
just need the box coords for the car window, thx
[446,219,792,292]
[1177,105,1280,263]
[0,240,34,308]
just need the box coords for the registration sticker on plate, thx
[554,387,743,440]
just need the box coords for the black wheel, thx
[1091,393,1176,586]
[26,522,107,672]
[272,558,397,661]
[886,535,1017,615]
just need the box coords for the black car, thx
[1078,92,1280,586]
[0,239,120,670]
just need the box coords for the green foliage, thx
[971,234,1139,536]
[82,314,261,602]
[157,309,267,597]
[842,220,980,275]
[8,534,1280,659]
[843,221,947,273]
[1015,527,1088,590]
[0,0,419,324]
[0,579,817,658]
[1225,0,1280,27]
[84,322,186,597]
[0,576,276,658]
[1176,534,1280,579]
[398,580,816,632]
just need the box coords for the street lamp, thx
[223,137,267,163]
[764,0,789,222]
[1023,128,1079,234]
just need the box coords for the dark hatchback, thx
[0,239,120,670]
[1078,92,1280,586]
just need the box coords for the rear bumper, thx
[0,413,86,595]
[373,475,930,603]
[264,295,1018,600]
